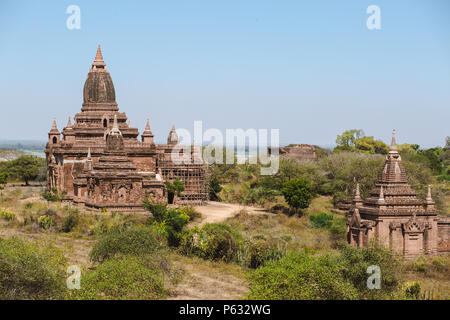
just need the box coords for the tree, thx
[334,129,364,152]
[1,155,45,185]
[281,178,312,212]
[355,136,389,155]
[209,177,222,201]
[165,178,185,204]
[0,172,7,197]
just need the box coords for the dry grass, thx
[403,254,450,299]
[227,209,337,254]
[168,253,249,300]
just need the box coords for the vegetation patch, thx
[0,237,67,300]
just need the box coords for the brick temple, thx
[45,45,208,211]
[347,130,449,258]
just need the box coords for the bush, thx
[242,237,286,269]
[328,216,347,238]
[178,206,202,221]
[38,214,55,230]
[89,227,163,263]
[61,208,79,233]
[246,252,358,300]
[181,223,242,262]
[0,208,16,221]
[71,254,170,300]
[337,242,403,299]
[310,212,334,228]
[143,200,190,246]
[405,281,421,299]
[281,178,312,212]
[0,237,67,299]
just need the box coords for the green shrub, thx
[0,237,67,299]
[281,178,312,212]
[181,223,242,262]
[328,216,347,238]
[337,242,403,299]
[246,252,358,300]
[71,254,170,300]
[43,187,60,202]
[38,214,55,230]
[405,281,421,299]
[0,208,16,221]
[242,238,286,269]
[89,227,163,263]
[310,212,334,228]
[61,208,79,233]
[179,206,202,221]
[143,200,190,246]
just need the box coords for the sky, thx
[0,0,449,148]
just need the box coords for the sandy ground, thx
[168,201,269,299]
[194,201,267,225]
[168,259,249,300]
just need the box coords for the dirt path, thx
[168,201,269,300]
[168,255,249,300]
[194,201,267,225]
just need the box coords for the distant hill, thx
[0,140,46,160]
[0,149,25,162]
[0,140,46,152]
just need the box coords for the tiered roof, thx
[355,130,435,216]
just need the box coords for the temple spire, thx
[87,147,91,159]
[95,44,103,61]
[49,118,59,133]
[91,44,106,70]
[67,116,72,128]
[390,129,398,152]
[141,119,154,144]
[353,182,363,206]
[167,124,178,145]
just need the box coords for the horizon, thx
[0,1,449,148]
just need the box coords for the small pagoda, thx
[347,130,439,258]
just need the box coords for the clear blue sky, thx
[0,0,449,147]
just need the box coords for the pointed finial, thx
[95,44,103,61]
[92,44,106,69]
[87,147,91,159]
[355,183,361,197]
[112,114,119,131]
[167,124,178,145]
[52,117,58,129]
[378,186,385,204]
[390,129,398,152]
[145,119,151,131]
[425,185,435,210]
[67,116,72,128]
[128,120,131,127]
[426,185,433,202]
